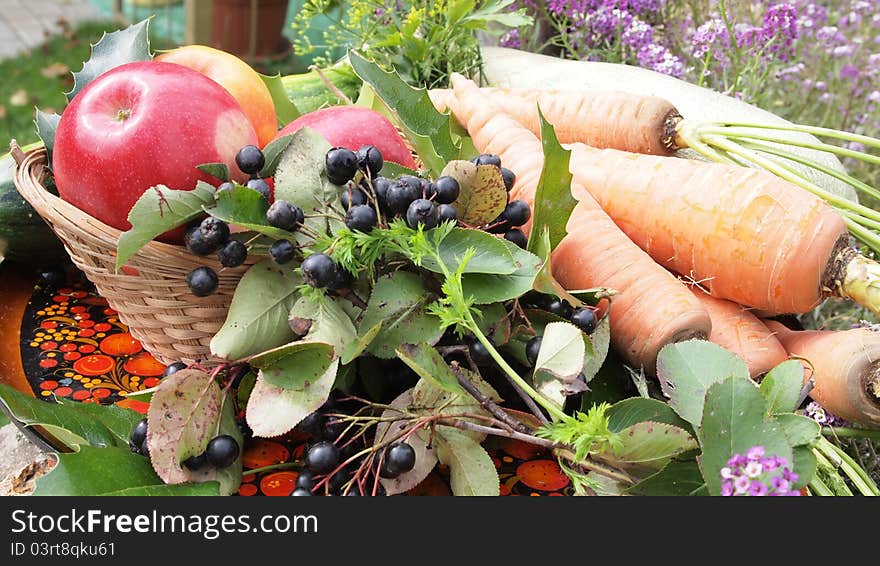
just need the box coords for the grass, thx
[0,20,177,149]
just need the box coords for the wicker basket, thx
[12,145,257,365]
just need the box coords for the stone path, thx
[0,0,105,60]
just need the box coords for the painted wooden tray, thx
[0,261,573,496]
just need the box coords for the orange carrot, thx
[447,74,711,371]
[764,320,880,427]
[430,87,679,156]
[688,287,788,377]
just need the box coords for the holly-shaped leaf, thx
[397,343,465,395]
[359,271,445,359]
[759,359,806,415]
[33,445,219,496]
[146,368,243,495]
[116,182,216,271]
[436,428,500,496]
[34,110,60,166]
[441,160,508,226]
[246,359,338,438]
[698,375,793,496]
[375,389,439,495]
[527,108,576,253]
[211,260,302,360]
[67,18,152,102]
[656,340,750,431]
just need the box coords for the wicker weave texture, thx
[13,147,254,365]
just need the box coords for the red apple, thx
[53,61,259,234]
[276,106,417,169]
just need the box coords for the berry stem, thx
[244,462,301,476]
[451,363,532,434]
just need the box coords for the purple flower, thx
[500,29,522,49]
[771,476,791,492]
[721,480,734,496]
[746,446,766,460]
[749,480,769,496]
[744,460,764,478]
[733,475,751,494]
[721,447,800,496]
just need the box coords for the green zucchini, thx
[0,144,66,266]
[281,63,362,114]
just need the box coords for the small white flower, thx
[744,461,763,478]
[721,467,734,479]
[734,475,751,494]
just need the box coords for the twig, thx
[336,288,368,309]
[451,363,531,434]
[442,419,556,449]
[505,372,550,426]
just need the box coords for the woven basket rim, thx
[12,146,235,269]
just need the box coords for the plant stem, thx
[823,426,880,441]
[443,419,555,448]
[704,120,880,152]
[815,437,879,496]
[244,462,301,476]
[808,475,834,496]
[451,364,532,434]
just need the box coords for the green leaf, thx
[116,182,215,270]
[698,376,793,496]
[196,162,230,182]
[461,239,542,304]
[375,389,439,495]
[146,369,222,485]
[359,271,444,358]
[272,127,336,235]
[441,161,508,226]
[610,422,698,465]
[476,303,511,347]
[447,0,477,25]
[0,384,140,449]
[527,108,576,253]
[102,483,220,496]
[461,0,533,27]
[411,369,500,443]
[247,359,338,438]
[624,460,706,496]
[435,428,500,496]
[421,228,515,275]
[288,296,357,356]
[34,446,163,496]
[210,260,302,360]
[397,343,465,395]
[530,227,582,308]
[349,51,460,175]
[259,134,295,178]
[35,110,60,166]
[533,322,586,409]
[776,413,821,447]
[342,321,383,364]
[580,352,632,408]
[606,397,692,434]
[259,73,301,126]
[791,445,816,490]
[581,315,610,382]
[759,360,806,415]
[209,185,300,240]
[656,340,750,431]
[67,18,152,102]
[249,340,335,389]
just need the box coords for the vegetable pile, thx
[5,17,880,497]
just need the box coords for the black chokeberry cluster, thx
[129,418,149,458]
[183,434,241,471]
[522,293,601,337]
[236,145,271,200]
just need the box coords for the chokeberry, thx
[295,469,316,491]
[406,199,439,230]
[301,253,338,288]
[378,459,400,479]
[184,225,218,256]
[130,418,148,452]
[437,204,458,224]
[290,488,313,496]
[327,468,352,493]
[501,167,516,191]
[329,267,353,291]
[468,338,494,366]
[296,412,325,437]
[571,308,598,334]
[218,240,248,267]
[246,178,271,199]
[183,452,207,471]
[433,176,460,204]
[206,435,240,469]
[217,181,235,193]
[200,217,230,246]
[546,298,573,319]
[486,212,511,234]
[386,176,421,213]
[503,200,531,228]
[370,176,391,203]
[326,147,359,185]
[235,145,265,176]
[305,441,340,475]
[340,186,368,210]
[385,442,416,474]
[525,335,542,367]
[267,200,304,232]
[321,418,346,442]
[269,239,296,265]
[420,178,434,199]
[186,266,219,297]
[164,362,187,377]
[504,229,528,249]
[357,145,383,176]
[345,204,378,233]
[473,153,502,167]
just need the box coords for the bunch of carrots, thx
[430,78,880,428]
